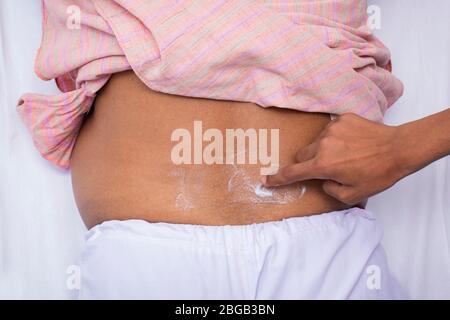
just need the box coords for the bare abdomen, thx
[71,71,351,229]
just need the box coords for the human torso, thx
[71,71,351,229]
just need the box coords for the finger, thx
[262,160,321,187]
[295,142,317,163]
[322,180,358,205]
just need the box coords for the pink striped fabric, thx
[18,0,403,170]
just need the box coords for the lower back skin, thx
[71,71,351,229]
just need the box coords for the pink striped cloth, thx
[18,0,403,170]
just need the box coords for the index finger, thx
[261,160,326,187]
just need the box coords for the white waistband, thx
[85,207,377,248]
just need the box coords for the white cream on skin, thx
[226,164,306,205]
[170,168,195,212]
[170,150,307,211]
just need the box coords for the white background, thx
[0,0,449,299]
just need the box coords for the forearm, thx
[396,108,450,177]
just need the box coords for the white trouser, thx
[77,208,405,299]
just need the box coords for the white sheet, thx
[0,0,449,299]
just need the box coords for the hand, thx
[261,113,408,205]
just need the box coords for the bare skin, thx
[263,109,450,205]
[71,71,351,229]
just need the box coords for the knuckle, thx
[317,136,335,153]
[318,136,332,147]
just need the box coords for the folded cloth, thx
[18,0,404,169]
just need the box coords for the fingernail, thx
[260,175,268,185]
